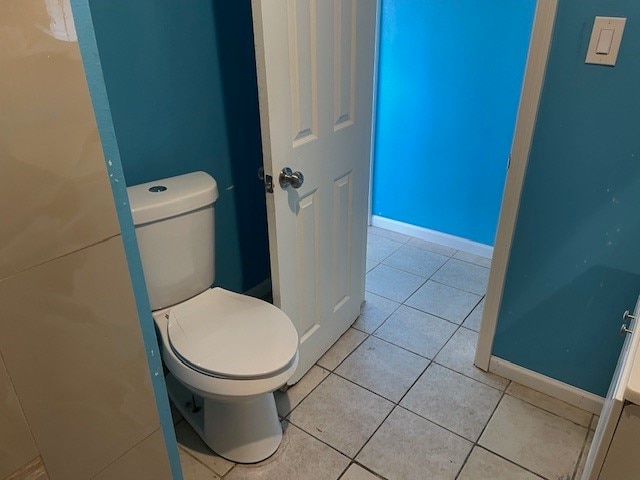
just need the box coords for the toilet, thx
[127,171,299,463]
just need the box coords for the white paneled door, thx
[252,0,377,383]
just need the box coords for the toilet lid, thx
[167,288,299,379]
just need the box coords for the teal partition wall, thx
[88,0,269,293]
[71,1,183,477]
[372,0,536,245]
[493,0,640,396]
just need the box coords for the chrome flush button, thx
[148,185,167,193]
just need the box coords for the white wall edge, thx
[244,278,272,299]
[371,215,493,258]
[475,0,559,371]
[489,356,604,415]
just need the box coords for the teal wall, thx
[88,0,269,293]
[372,0,535,246]
[493,0,640,396]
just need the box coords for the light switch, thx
[585,16,626,66]
[596,28,614,55]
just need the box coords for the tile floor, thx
[172,226,597,480]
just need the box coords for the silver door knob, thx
[279,167,304,189]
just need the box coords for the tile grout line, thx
[570,420,593,480]
[365,256,487,309]
[279,364,336,419]
[453,382,512,480]
[373,259,487,297]
[368,294,482,332]
[327,310,506,403]
[365,237,460,303]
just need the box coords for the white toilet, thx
[127,171,299,463]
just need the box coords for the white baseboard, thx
[371,215,493,259]
[244,278,272,299]
[488,356,604,414]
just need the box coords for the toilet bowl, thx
[127,172,300,463]
[155,288,298,463]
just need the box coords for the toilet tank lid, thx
[127,171,219,225]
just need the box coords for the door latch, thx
[258,166,274,193]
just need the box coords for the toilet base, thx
[166,373,283,463]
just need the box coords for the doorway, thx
[74,0,556,474]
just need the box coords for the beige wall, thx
[0,2,172,479]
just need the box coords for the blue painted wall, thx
[89,0,269,293]
[493,0,640,396]
[372,0,535,246]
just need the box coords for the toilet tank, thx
[127,172,219,310]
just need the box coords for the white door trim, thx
[371,215,493,258]
[489,357,604,414]
[367,0,382,227]
[475,0,559,370]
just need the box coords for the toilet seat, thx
[167,288,298,380]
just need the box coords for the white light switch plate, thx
[586,16,626,66]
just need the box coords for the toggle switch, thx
[596,28,614,55]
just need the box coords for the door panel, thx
[252,0,376,383]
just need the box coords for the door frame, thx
[363,0,559,368]
[474,0,558,370]
[367,0,382,226]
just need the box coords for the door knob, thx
[279,167,304,189]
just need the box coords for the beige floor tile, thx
[405,280,481,324]
[179,449,220,479]
[368,226,411,244]
[275,365,330,417]
[382,245,448,278]
[225,422,349,480]
[340,464,380,480]
[317,328,368,371]
[356,407,472,480]
[462,298,484,332]
[435,327,509,390]
[431,258,489,295]
[479,395,587,479]
[506,383,592,427]
[365,259,378,273]
[336,336,429,402]
[353,292,400,334]
[457,447,542,480]
[94,430,172,480]
[288,374,393,457]
[175,421,234,476]
[574,430,594,479]
[366,235,404,262]
[401,364,502,441]
[374,305,456,359]
[365,264,425,303]
[453,251,493,268]
[407,237,457,256]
